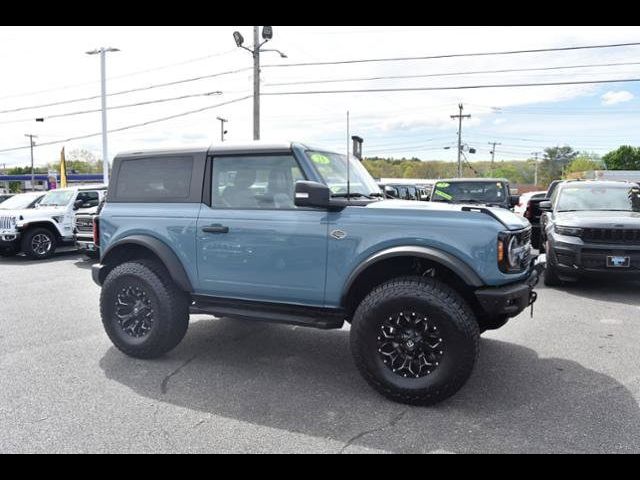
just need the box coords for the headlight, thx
[498,230,531,273]
[554,225,583,237]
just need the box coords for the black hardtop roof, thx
[114,141,323,158]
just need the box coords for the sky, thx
[2,25,640,169]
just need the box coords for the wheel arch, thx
[100,235,193,292]
[21,221,62,241]
[341,246,484,317]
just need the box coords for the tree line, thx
[363,145,640,187]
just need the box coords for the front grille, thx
[0,216,15,230]
[75,217,93,232]
[581,228,640,245]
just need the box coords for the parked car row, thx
[0,185,106,259]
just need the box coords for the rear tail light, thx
[93,216,100,246]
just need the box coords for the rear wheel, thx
[350,276,479,406]
[100,260,190,359]
[22,228,57,260]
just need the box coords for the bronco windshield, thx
[557,185,640,212]
[38,190,74,207]
[431,181,508,205]
[0,193,42,210]
[306,151,381,198]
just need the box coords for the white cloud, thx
[601,90,635,105]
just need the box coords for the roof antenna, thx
[346,110,350,200]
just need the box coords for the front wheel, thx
[350,276,479,406]
[100,260,190,359]
[22,228,57,260]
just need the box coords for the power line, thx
[0,96,252,155]
[262,77,640,96]
[263,41,640,68]
[0,48,239,101]
[265,60,640,87]
[0,91,224,125]
[0,67,252,115]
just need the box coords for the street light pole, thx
[488,141,501,176]
[233,27,287,141]
[25,134,37,191]
[253,26,260,141]
[86,47,119,186]
[217,117,228,142]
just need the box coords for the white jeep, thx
[0,185,106,260]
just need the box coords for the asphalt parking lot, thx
[1,251,639,454]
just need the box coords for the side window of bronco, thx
[211,155,305,210]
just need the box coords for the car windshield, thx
[306,151,381,197]
[557,185,640,212]
[431,181,508,204]
[0,194,41,210]
[38,190,74,207]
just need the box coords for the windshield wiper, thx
[331,192,373,199]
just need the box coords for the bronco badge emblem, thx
[330,229,347,240]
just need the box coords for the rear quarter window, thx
[113,156,194,202]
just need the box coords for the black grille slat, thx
[581,228,640,245]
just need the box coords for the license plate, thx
[607,256,630,268]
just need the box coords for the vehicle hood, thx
[555,210,640,228]
[365,199,529,231]
[19,206,67,219]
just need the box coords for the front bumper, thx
[550,234,640,279]
[474,262,542,318]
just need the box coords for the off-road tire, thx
[101,259,190,359]
[21,227,57,260]
[350,276,479,406]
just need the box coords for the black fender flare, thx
[101,235,193,292]
[341,245,484,306]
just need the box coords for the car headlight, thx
[554,225,583,237]
[498,230,531,273]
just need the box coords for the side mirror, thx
[539,201,552,212]
[294,181,330,209]
[73,199,84,211]
[510,195,520,207]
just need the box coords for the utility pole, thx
[216,117,228,142]
[24,134,37,191]
[451,103,471,178]
[233,27,287,141]
[488,141,501,176]
[531,152,541,186]
[86,47,120,186]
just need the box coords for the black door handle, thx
[202,225,229,234]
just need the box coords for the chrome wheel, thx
[115,286,155,338]
[31,233,52,256]
[377,311,445,379]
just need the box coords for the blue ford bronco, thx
[93,142,540,405]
